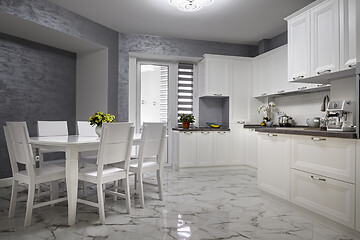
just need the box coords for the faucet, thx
[321,95,330,112]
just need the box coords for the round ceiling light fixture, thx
[169,0,213,12]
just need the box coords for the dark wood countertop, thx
[172,127,230,131]
[255,127,357,139]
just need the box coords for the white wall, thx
[76,49,108,120]
[357,0,360,62]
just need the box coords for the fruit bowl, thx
[206,122,224,128]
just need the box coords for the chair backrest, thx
[97,123,134,168]
[4,126,20,176]
[37,121,68,137]
[6,122,35,167]
[138,122,167,165]
[77,121,97,136]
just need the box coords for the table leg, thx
[66,147,79,225]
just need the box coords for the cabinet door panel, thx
[269,46,292,94]
[206,58,229,96]
[179,132,197,167]
[245,129,257,168]
[288,11,311,81]
[340,0,357,70]
[291,169,355,228]
[291,135,355,183]
[229,124,245,165]
[230,60,251,123]
[311,0,340,75]
[258,133,291,200]
[197,131,214,166]
[214,131,230,166]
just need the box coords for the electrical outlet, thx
[278,110,286,115]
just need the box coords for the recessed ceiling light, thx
[169,0,213,12]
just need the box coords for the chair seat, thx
[79,165,126,184]
[15,164,65,184]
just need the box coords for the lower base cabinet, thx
[229,123,245,165]
[197,131,214,166]
[291,169,355,228]
[174,131,197,168]
[214,131,231,166]
[245,128,258,168]
[257,133,291,201]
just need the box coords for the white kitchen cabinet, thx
[229,123,245,165]
[291,135,355,183]
[340,0,357,70]
[197,131,214,166]
[288,11,311,81]
[291,169,355,228]
[268,46,293,94]
[252,53,270,97]
[214,131,231,166]
[310,0,340,76]
[175,131,197,168]
[198,55,230,97]
[257,133,291,201]
[356,140,360,231]
[229,59,252,123]
[245,128,257,168]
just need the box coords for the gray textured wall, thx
[0,0,119,116]
[0,32,76,178]
[118,33,258,121]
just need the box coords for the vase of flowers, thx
[258,102,275,127]
[89,111,116,136]
[179,113,195,129]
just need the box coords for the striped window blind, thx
[159,66,168,123]
[177,63,194,125]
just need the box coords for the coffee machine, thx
[326,100,356,132]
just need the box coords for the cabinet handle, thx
[218,93,222,96]
[298,86,307,90]
[236,121,245,124]
[213,94,218,96]
[311,175,326,182]
[317,69,331,75]
[293,75,304,81]
[277,90,285,94]
[201,132,210,134]
[268,134,277,137]
[311,137,326,141]
[184,132,193,135]
[217,132,226,134]
[348,63,356,69]
[260,93,267,96]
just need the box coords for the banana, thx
[210,124,220,128]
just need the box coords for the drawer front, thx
[291,135,355,183]
[291,169,355,228]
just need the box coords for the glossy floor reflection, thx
[0,167,357,239]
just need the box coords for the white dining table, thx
[29,134,141,226]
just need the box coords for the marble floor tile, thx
[0,167,357,239]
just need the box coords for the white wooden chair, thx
[130,122,166,208]
[5,122,67,227]
[77,123,134,224]
[77,121,98,164]
[37,121,68,166]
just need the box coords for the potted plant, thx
[179,113,195,129]
[258,102,276,127]
[89,111,116,136]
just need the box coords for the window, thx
[177,63,194,125]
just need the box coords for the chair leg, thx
[50,181,59,206]
[134,174,137,190]
[113,181,118,202]
[8,179,18,218]
[124,175,131,214]
[97,184,105,224]
[157,169,163,201]
[24,183,35,227]
[138,174,145,208]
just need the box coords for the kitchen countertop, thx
[244,124,356,139]
[172,127,230,131]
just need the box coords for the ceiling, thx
[48,0,314,45]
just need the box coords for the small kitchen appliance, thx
[326,100,356,132]
[278,114,293,127]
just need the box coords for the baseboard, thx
[0,177,12,187]
[173,164,249,172]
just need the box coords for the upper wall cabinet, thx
[340,0,357,70]
[311,0,340,76]
[288,12,311,81]
[286,0,356,82]
[198,55,230,97]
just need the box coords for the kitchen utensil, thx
[306,117,320,128]
[278,115,293,127]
